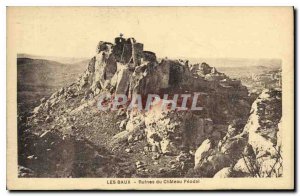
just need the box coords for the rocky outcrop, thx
[245,89,281,154]
[188,89,282,178]
[143,110,214,155]
[241,89,282,177]
[22,35,282,178]
[187,119,247,177]
[78,41,117,93]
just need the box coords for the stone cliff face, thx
[241,89,282,177]
[19,35,281,178]
[186,89,282,178]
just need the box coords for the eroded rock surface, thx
[18,35,281,178]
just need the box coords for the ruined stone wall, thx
[113,37,126,62]
[96,41,113,53]
[113,37,145,67]
[120,43,132,64]
[133,43,144,66]
[143,51,157,62]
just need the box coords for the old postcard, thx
[7,7,294,190]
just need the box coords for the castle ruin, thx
[113,34,156,67]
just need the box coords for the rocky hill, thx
[17,58,87,117]
[18,35,282,178]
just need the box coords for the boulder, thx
[119,119,127,130]
[193,152,231,177]
[127,135,134,143]
[213,167,232,178]
[217,119,248,160]
[45,116,53,123]
[109,118,143,147]
[40,97,46,103]
[194,139,212,166]
[136,161,145,169]
[233,157,252,174]
[33,105,43,114]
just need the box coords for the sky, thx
[7,7,293,60]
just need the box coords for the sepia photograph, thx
[6,6,294,190]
